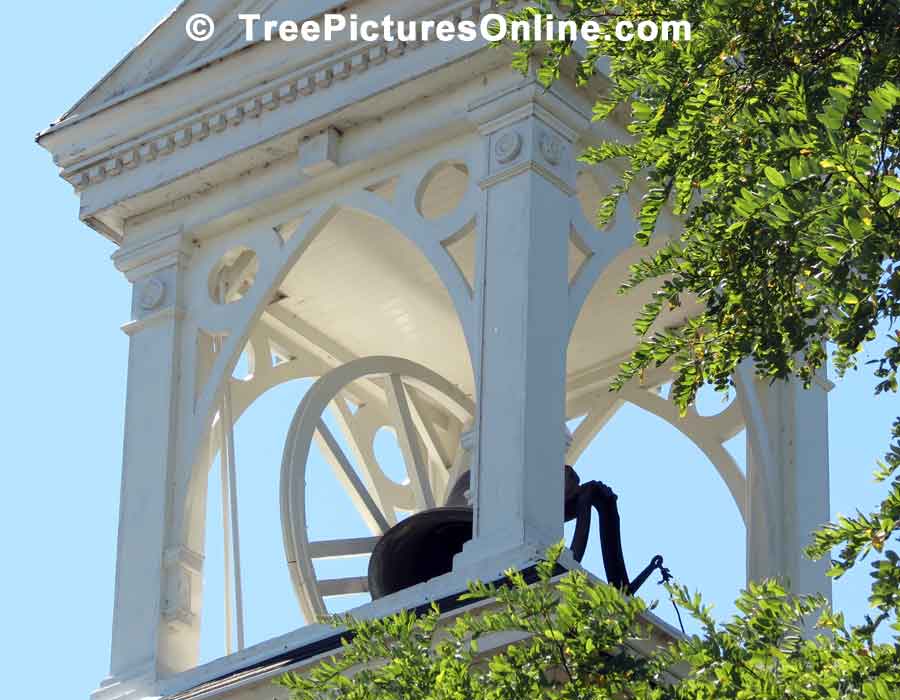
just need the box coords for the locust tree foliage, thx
[280,2,900,697]
[509,0,900,648]
[279,546,899,699]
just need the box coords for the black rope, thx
[656,563,686,636]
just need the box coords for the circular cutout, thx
[372,426,409,486]
[415,162,469,220]
[209,247,259,304]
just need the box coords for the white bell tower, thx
[37,3,831,699]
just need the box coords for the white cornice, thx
[53,0,498,195]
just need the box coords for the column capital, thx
[467,79,590,141]
[469,81,588,196]
[114,228,192,333]
[112,227,193,282]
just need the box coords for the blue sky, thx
[1,4,896,699]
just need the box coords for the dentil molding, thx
[60,0,498,194]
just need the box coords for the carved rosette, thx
[494,131,522,164]
[538,131,563,166]
[139,277,167,311]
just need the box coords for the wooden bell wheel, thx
[280,356,474,622]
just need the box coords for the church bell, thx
[368,472,474,598]
[367,466,668,600]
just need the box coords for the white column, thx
[738,363,832,601]
[456,82,587,574]
[94,229,198,700]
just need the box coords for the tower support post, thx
[95,229,200,700]
[456,82,588,574]
[737,363,832,601]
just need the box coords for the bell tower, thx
[37,3,831,699]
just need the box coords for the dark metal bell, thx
[367,466,667,600]
[367,506,473,599]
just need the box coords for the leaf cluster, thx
[511,0,900,643]
[279,546,900,700]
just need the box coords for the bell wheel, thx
[280,356,474,622]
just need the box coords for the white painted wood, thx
[455,82,589,572]
[220,381,246,652]
[736,363,832,601]
[281,356,475,621]
[104,229,198,695]
[318,577,371,597]
[385,373,435,510]
[308,537,381,559]
[212,272,247,656]
[405,384,454,474]
[218,415,234,657]
[314,419,393,535]
[328,394,398,527]
[444,425,476,505]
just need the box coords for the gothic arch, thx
[169,141,484,644]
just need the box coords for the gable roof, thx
[55,0,333,128]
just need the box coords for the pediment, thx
[60,0,337,123]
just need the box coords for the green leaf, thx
[770,204,793,221]
[764,166,786,187]
[880,192,900,208]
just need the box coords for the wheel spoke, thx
[404,384,453,500]
[329,394,397,526]
[314,420,391,534]
[308,537,380,559]
[319,577,370,597]
[385,374,435,509]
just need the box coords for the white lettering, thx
[615,20,635,42]
[324,14,347,40]
[233,13,691,46]
[637,20,658,41]
[558,20,578,41]
[359,20,380,42]
[419,19,436,41]
[436,19,456,42]
[481,14,507,42]
[457,19,477,41]
[662,20,692,41]
[509,19,530,42]
[382,15,395,42]
[279,20,299,42]
[301,20,320,42]
[581,20,601,42]
[238,13,261,41]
